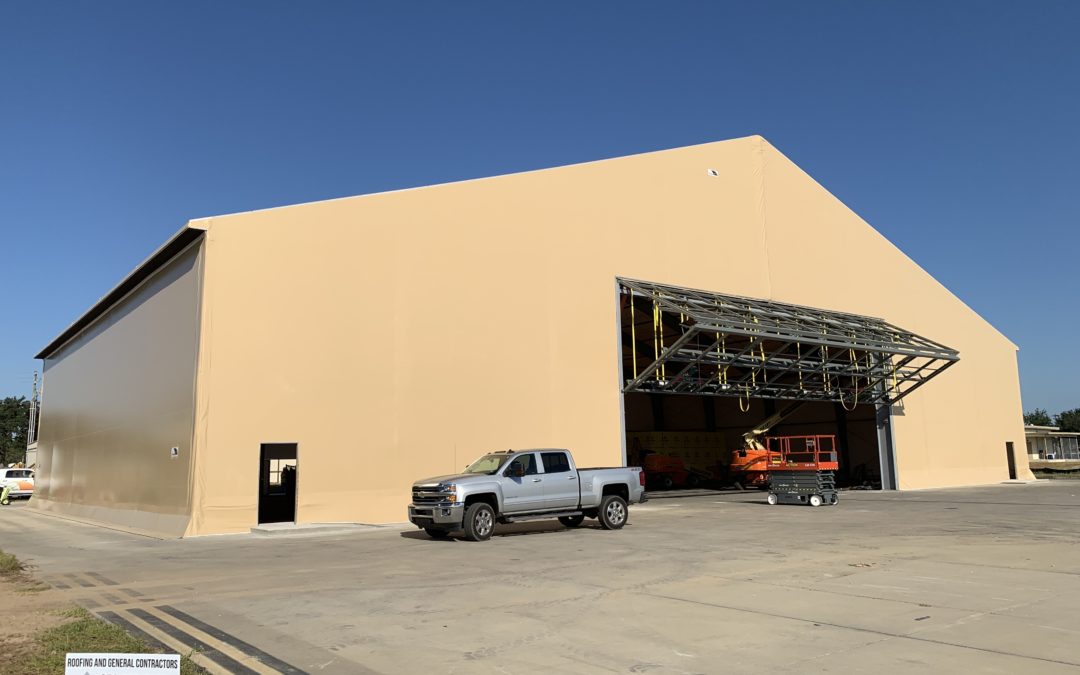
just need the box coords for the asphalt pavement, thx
[2,482,1078,674]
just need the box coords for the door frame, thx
[257,442,300,524]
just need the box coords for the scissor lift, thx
[764,435,839,507]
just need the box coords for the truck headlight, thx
[440,484,457,502]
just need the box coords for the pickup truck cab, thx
[408,449,646,541]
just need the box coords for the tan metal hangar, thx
[29,136,1032,537]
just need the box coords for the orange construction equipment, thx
[727,401,807,487]
[729,434,839,487]
[765,434,839,471]
[642,453,711,490]
[728,447,772,487]
[765,435,841,507]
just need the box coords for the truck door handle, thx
[568,476,577,480]
[531,478,542,483]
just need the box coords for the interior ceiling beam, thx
[619,278,959,405]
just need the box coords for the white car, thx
[0,468,35,500]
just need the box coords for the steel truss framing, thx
[619,278,959,406]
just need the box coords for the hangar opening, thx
[618,279,959,492]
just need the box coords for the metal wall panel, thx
[31,242,203,537]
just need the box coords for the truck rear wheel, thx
[598,495,627,530]
[463,502,495,541]
[558,515,585,528]
[424,527,450,539]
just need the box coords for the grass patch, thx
[0,549,28,577]
[21,607,204,674]
[0,550,204,674]
[17,581,50,594]
[0,549,46,593]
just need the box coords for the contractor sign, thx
[65,653,180,675]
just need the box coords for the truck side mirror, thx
[507,463,525,478]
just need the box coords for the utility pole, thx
[26,371,40,466]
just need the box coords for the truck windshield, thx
[463,454,509,475]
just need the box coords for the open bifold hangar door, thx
[618,279,959,491]
[619,278,959,406]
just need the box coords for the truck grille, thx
[412,486,447,504]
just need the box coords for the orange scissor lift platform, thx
[764,435,840,507]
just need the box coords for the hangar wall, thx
[185,135,1029,535]
[31,242,204,537]
[757,146,1030,488]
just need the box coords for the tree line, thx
[1024,407,1080,432]
[0,396,31,465]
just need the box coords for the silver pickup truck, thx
[408,449,646,541]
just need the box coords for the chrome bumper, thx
[408,502,465,529]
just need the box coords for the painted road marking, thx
[98,611,171,653]
[127,608,261,675]
[156,606,306,675]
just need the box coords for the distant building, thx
[1025,425,1080,460]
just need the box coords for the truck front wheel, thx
[598,495,628,530]
[463,502,495,541]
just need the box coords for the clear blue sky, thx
[1,2,1077,414]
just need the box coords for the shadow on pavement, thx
[400,520,604,542]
